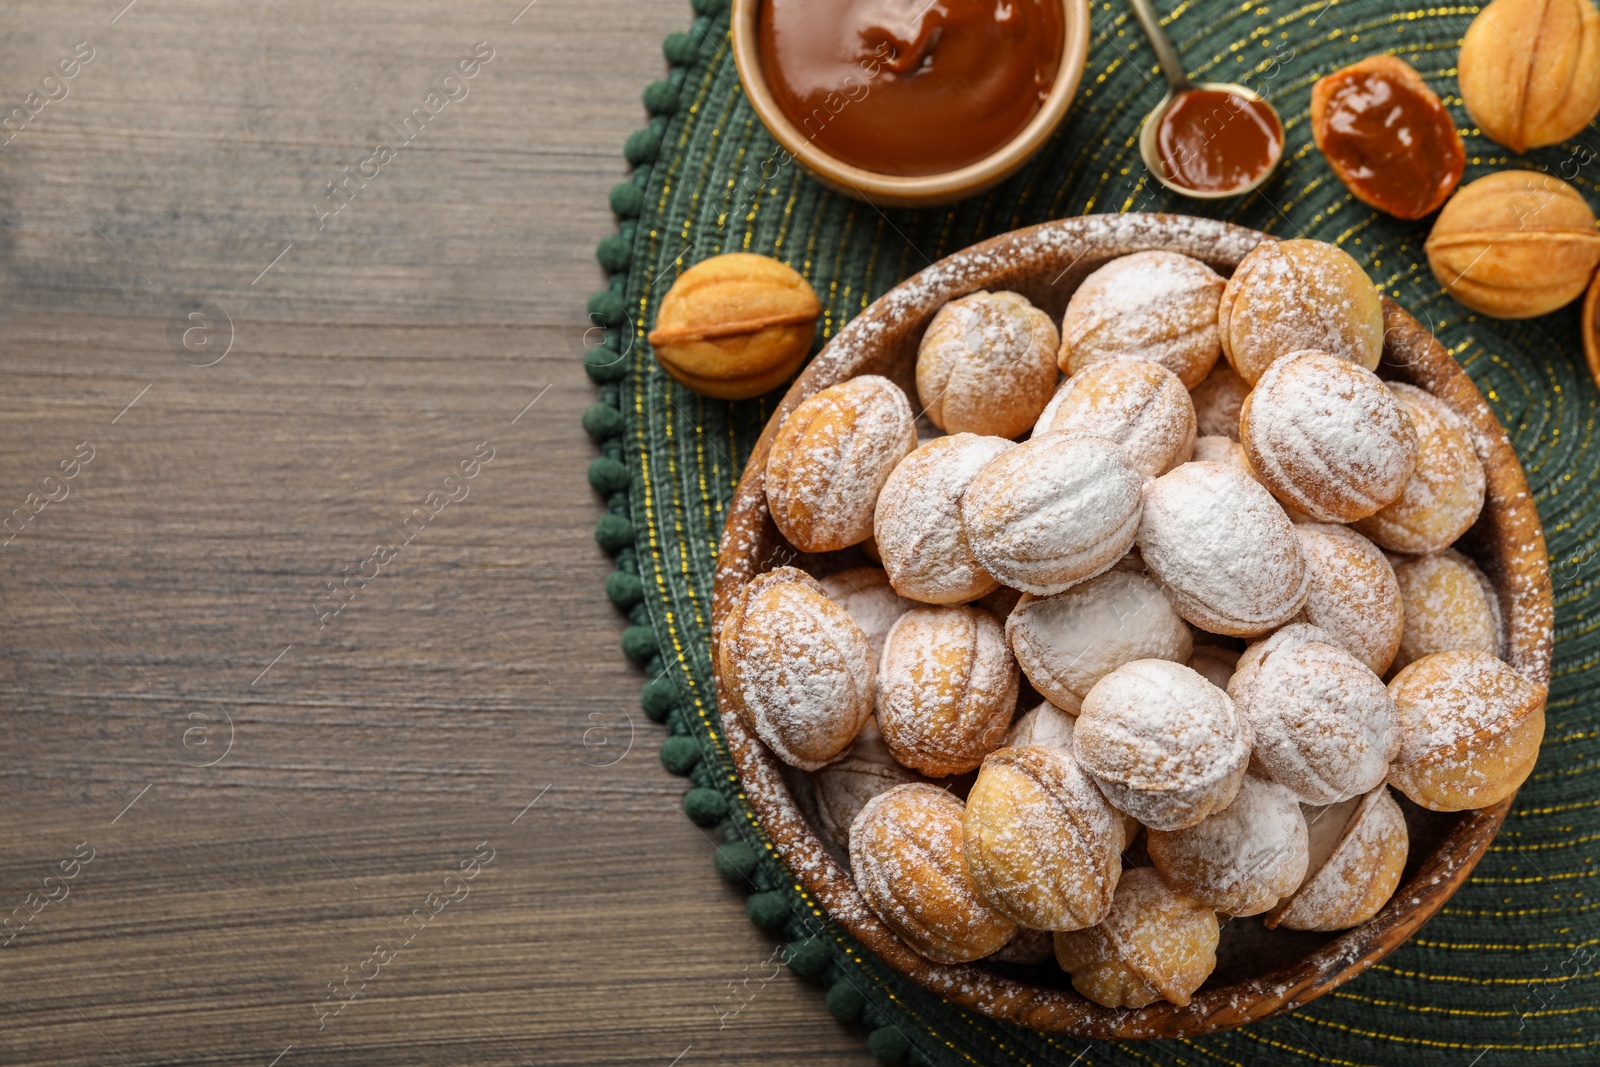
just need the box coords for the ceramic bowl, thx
[730,0,1092,208]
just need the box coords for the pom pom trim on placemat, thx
[575,5,953,1062]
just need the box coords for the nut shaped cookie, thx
[1391,549,1504,673]
[1219,239,1385,384]
[810,716,923,850]
[1190,360,1251,440]
[1295,523,1405,676]
[1387,651,1547,811]
[1353,382,1486,554]
[1048,703,1145,849]
[1137,461,1310,636]
[1075,659,1253,831]
[1424,171,1600,318]
[1059,251,1226,388]
[1240,350,1419,523]
[1147,773,1310,917]
[1007,706,1138,854]
[1459,0,1600,154]
[1053,867,1220,1008]
[917,290,1060,439]
[1006,700,1080,745]
[964,745,1124,930]
[647,252,821,399]
[876,605,1020,776]
[719,567,875,770]
[961,432,1144,596]
[819,566,920,666]
[1229,624,1400,805]
[766,376,917,553]
[1005,570,1193,707]
[1266,785,1409,931]
[875,434,1015,604]
[850,784,1018,963]
[1032,360,1197,477]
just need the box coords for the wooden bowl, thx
[1581,266,1600,393]
[710,214,1554,1038]
[729,0,1092,209]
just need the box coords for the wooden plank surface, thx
[0,2,870,1062]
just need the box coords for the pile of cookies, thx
[718,237,1548,1010]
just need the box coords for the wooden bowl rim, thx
[1581,267,1600,393]
[729,0,1093,208]
[709,213,1555,1039]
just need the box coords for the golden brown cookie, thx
[1390,548,1504,673]
[1387,650,1546,811]
[1053,867,1220,1008]
[964,745,1124,930]
[1229,624,1399,805]
[874,434,1014,604]
[1353,382,1486,554]
[1240,350,1419,522]
[647,252,820,398]
[1266,785,1409,931]
[876,604,1019,776]
[850,784,1018,963]
[1075,659,1252,831]
[1219,239,1385,384]
[1295,523,1404,676]
[719,567,875,770]
[1147,773,1310,917]
[1005,570,1192,708]
[1032,359,1197,477]
[1004,715,1142,883]
[961,432,1144,596]
[1137,461,1309,636]
[766,376,917,553]
[1059,251,1226,388]
[1424,170,1600,318]
[1459,0,1600,154]
[918,290,1060,439]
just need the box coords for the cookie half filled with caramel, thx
[1311,55,1465,220]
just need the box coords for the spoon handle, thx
[1124,0,1194,96]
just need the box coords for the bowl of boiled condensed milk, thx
[731,0,1091,207]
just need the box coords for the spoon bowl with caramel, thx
[1126,0,1285,198]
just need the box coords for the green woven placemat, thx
[579,1,1600,1062]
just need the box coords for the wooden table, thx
[0,3,868,1062]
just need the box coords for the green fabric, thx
[584,1,1600,1062]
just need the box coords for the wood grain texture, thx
[0,2,870,1063]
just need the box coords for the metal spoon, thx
[1125,0,1284,198]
